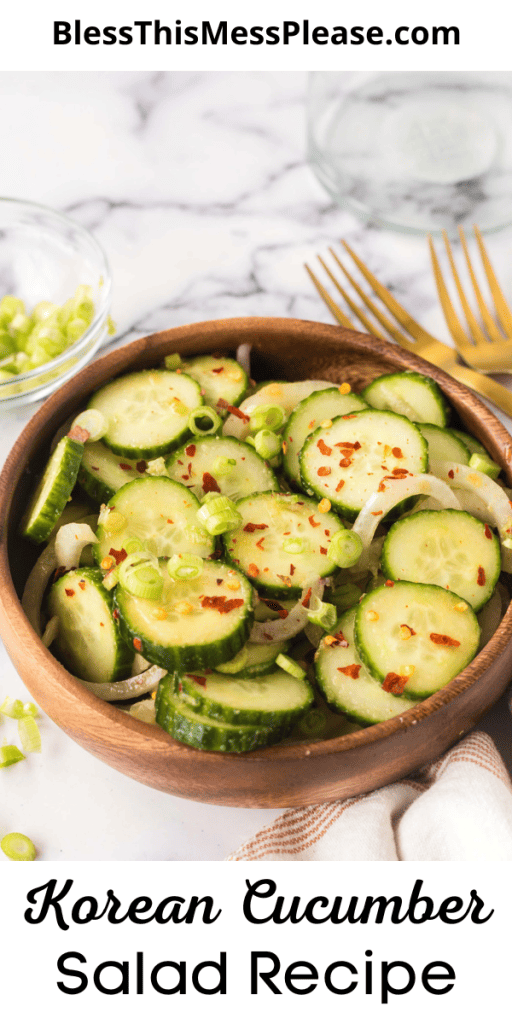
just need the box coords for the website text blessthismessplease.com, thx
[53,20,460,47]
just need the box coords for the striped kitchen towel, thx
[228,732,512,861]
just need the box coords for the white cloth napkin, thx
[228,731,512,861]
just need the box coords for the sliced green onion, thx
[1,832,36,861]
[102,566,119,591]
[101,510,127,534]
[469,452,501,480]
[215,647,249,674]
[245,436,256,448]
[184,524,210,545]
[0,295,25,324]
[124,538,146,554]
[298,708,328,737]
[118,553,164,601]
[276,653,306,679]
[197,495,242,535]
[0,744,25,768]
[253,429,282,461]
[212,457,237,477]
[328,529,363,568]
[167,553,204,581]
[164,353,182,370]
[282,537,307,555]
[188,406,222,436]
[146,457,168,477]
[307,599,337,632]
[0,697,26,719]
[249,404,286,432]
[18,716,41,753]
[71,409,107,442]
[330,582,362,612]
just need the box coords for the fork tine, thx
[317,255,385,339]
[428,236,472,353]
[304,263,358,330]
[474,225,512,337]
[441,230,488,346]
[327,248,413,348]
[458,226,504,343]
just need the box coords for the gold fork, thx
[305,240,512,420]
[429,226,512,374]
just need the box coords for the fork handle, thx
[449,363,512,422]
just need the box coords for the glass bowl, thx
[0,198,111,409]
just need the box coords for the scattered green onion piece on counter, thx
[212,456,237,478]
[18,716,41,754]
[0,744,25,768]
[328,529,363,568]
[71,409,107,442]
[188,406,222,436]
[1,832,36,861]
[275,654,306,679]
[469,453,501,480]
[298,708,328,738]
[282,537,307,555]
[167,554,204,581]
[23,702,39,717]
[307,599,337,632]
[164,353,182,370]
[249,403,286,432]
[253,429,282,461]
[118,553,164,601]
[197,495,242,535]
[0,698,26,719]
[215,648,250,674]
[330,582,362,612]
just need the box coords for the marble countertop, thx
[1,70,512,861]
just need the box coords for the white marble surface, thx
[1,70,512,861]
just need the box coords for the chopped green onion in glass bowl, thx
[0,198,112,409]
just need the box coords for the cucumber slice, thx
[180,355,248,411]
[381,509,501,611]
[418,424,470,465]
[299,410,428,519]
[155,681,281,752]
[363,372,449,426]
[94,477,214,565]
[215,638,289,676]
[166,436,278,502]
[88,369,203,459]
[315,608,417,724]
[114,560,254,672]
[78,441,149,505]
[173,668,313,727]
[354,582,480,699]
[21,435,84,544]
[223,380,333,440]
[47,567,132,683]
[283,387,368,487]
[223,490,343,598]
[450,429,489,458]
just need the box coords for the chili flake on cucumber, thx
[21,357,510,754]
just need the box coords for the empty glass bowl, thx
[0,198,111,409]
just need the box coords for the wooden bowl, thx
[1,317,512,808]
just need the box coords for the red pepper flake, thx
[338,664,361,679]
[385,579,394,587]
[290,563,296,576]
[430,632,461,647]
[336,480,345,492]
[119,463,134,472]
[216,578,223,585]
[317,439,332,456]
[113,608,119,621]
[382,672,408,694]
[109,547,128,565]
[448,470,455,479]
[167,518,174,524]
[217,398,250,422]
[372,511,383,517]
[484,524,492,539]
[308,515,320,527]
[392,447,404,458]
[318,466,331,476]
[243,523,268,533]
[335,441,361,450]
[378,481,386,492]
[68,424,90,444]
[255,537,265,550]
[260,598,289,619]
[136,460,148,473]
[189,675,207,686]
[202,472,221,494]
[247,563,259,577]
[333,630,349,648]
[185,444,196,457]
[65,588,75,597]
[133,638,143,651]
[277,575,292,587]
[187,462,193,476]
[200,595,244,613]
[342,415,357,420]
[320,546,327,555]
[477,566,486,586]
[78,580,86,591]
[302,587,312,608]
[211,367,224,374]
[391,468,409,478]
[339,457,352,468]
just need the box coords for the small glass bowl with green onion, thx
[0,197,112,409]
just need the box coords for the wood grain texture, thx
[1,316,512,807]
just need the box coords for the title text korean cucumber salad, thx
[20,350,511,753]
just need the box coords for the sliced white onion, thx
[127,698,157,724]
[21,540,58,636]
[352,474,461,571]
[431,460,512,573]
[78,664,166,703]
[236,343,252,377]
[55,521,98,571]
[41,615,59,648]
[250,579,324,643]
[223,380,333,440]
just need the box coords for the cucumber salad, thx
[20,349,511,754]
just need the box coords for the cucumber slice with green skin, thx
[179,355,248,412]
[21,435,84,544]
[47,567,132,683]
[166,436,278,502]
[299,410,428,520]
[354,582,480,699]
[114,559,254,672]
[94,476,214,565]
[78,441,149,505]
[381,509,501,611]
[362,372,449,427]
[223,490,343,598]
[215,638,289,676]
[418,424,470,465]
[172,668,313,727]
[315,608,417,725]
[223,380,333,441]
[88,369,203,459]
[450,429,489,459]
[155,680,282,752]
[283,387,368,487]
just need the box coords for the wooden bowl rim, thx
[1,315,512,768]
